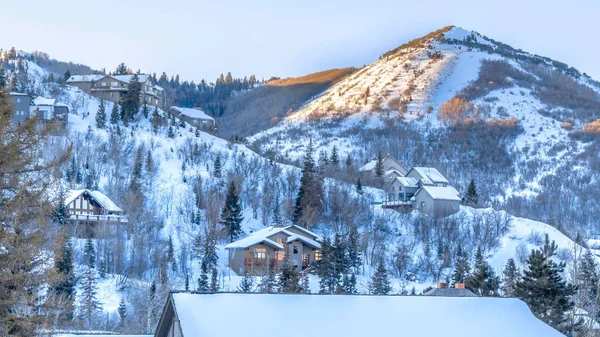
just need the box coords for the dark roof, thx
[423,287,477,297]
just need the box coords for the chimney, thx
[455,283,465,289]
[436,282,448,289]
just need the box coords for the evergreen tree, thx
[0,65,6,88]
[462,178,479,206]
[152,107,160,134]
[292,139,324,227]
[95,99,106,129]
[197,261,209,292]
[83,238,96,269]
[347,226,362,273]
[213,154,222,178]
[142,102,149,119]
[118,298,127,327]
[210,268,219,292]
[577,250,599,313]
[301,274,311,294]
[515,236,576,333]
[220,180,244,242]
[237,273,255,293]
[110,103,120,125]
[53,237,76,321]
[374,151,385,178]
[167,125,175,138]
[345,154,353,168]
[318,237,339,294]
[278,262,301,293]
[501,258,520,297]
[121,73,142,123]
[451,245,471,286]
[356,178,363,194]
[465,247,499,296]
[330,145,340,167]
[271,194,283,227]
[258,265,277,293]
[342,273,358,294]
[369,259,392,295]
[64,70,71,82]
[115,63,129,75]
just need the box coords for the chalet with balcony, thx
[67,73,163,106]
[65,189,127,237]
[225,225,322,276]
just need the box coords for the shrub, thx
[438,97,473,125]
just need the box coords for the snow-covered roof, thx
[358,159,377,172]
[410,167,449,185]
[395,177,419,188]
[65,189,123,212]
[170,106,214,121]
[225,225,321,250]
[168,293,563,337]
[111,74,152,84]
[33,97,56,106]
[9,92,30,96]
[66,74,104,83]
[287,234,321,249]
[420,185,461,201]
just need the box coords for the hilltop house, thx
[153,292,564,337]
[67,73,163,106]
[366,156,461,217]
[169,106,215,129]
[65,189,127,237]
[9,92,69,127]
[225,225,322,276]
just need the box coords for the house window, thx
[389,194,395,201]
[276,251,285,260]
[253,248,266,259]
[276,238,283,246]
[293,245,299,254]
[420,201,426,208]
[102,81,107,86]
[315,251,322,261]
[111,81,118,87]
[16,98,21,103]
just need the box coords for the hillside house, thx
[9,92,69,128]
[424,282,477,297]
[169,106,215,129]
[67,73,163,106]
[153,292,564,337]
[364,156,461,217]
[65,189,127,237]
[225,225,322,276]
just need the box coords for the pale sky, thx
[1,0,598,82]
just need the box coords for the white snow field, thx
[171,293,563,337]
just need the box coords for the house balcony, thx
[67,213,129,223]
[244,257,279,271]
[381,200,413,211]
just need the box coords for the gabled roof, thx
[418,185,461,201]
[170,106,214,121]
[409,167,449,185]
[9,92,31,97]
[224,225,321,250]
[394,176,419,188]
[160,292,564,337]
[358,156,408,173]
[66,74,104,83]
[65,189,123,212]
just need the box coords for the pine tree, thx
[369,259,392,295]
[293,139,324,227]
[258,265,277,293]
[271,194,283,227]
[501,258,520,297]
[374,151,385,178]
[345,154,353,168]
[95,99,106,129]
[465,247,499,296]
[152,107,160,134]
[330,145,340,167]
[347,226,362,273]
[110,103,120,125]
[301,274,311,294]
[210,268,219,292]
[451,245,471,286]
[213,154,222,178]
[118,298,127,327]
[197,261,209,292]
[318,237,339,294]
[167,125,175,138]
[462,178,479,206]
[142,102,149,119]
[121,73,141,123]
[84,238,96,269]
[577,250,599,313]
[115,63,129,75]
[278,262,301,293]
[237,273,255,293]
[342,273,358,294]
[54,237,76,321]
[515,235,576,333]
[356,178,363,194]
[220,180,244,242]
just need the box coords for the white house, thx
[153,292,564,337]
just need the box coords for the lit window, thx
[315,251,322,261]
[276,251,285,260]
[253,248,266,259]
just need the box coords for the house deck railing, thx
[381,200,412,207]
